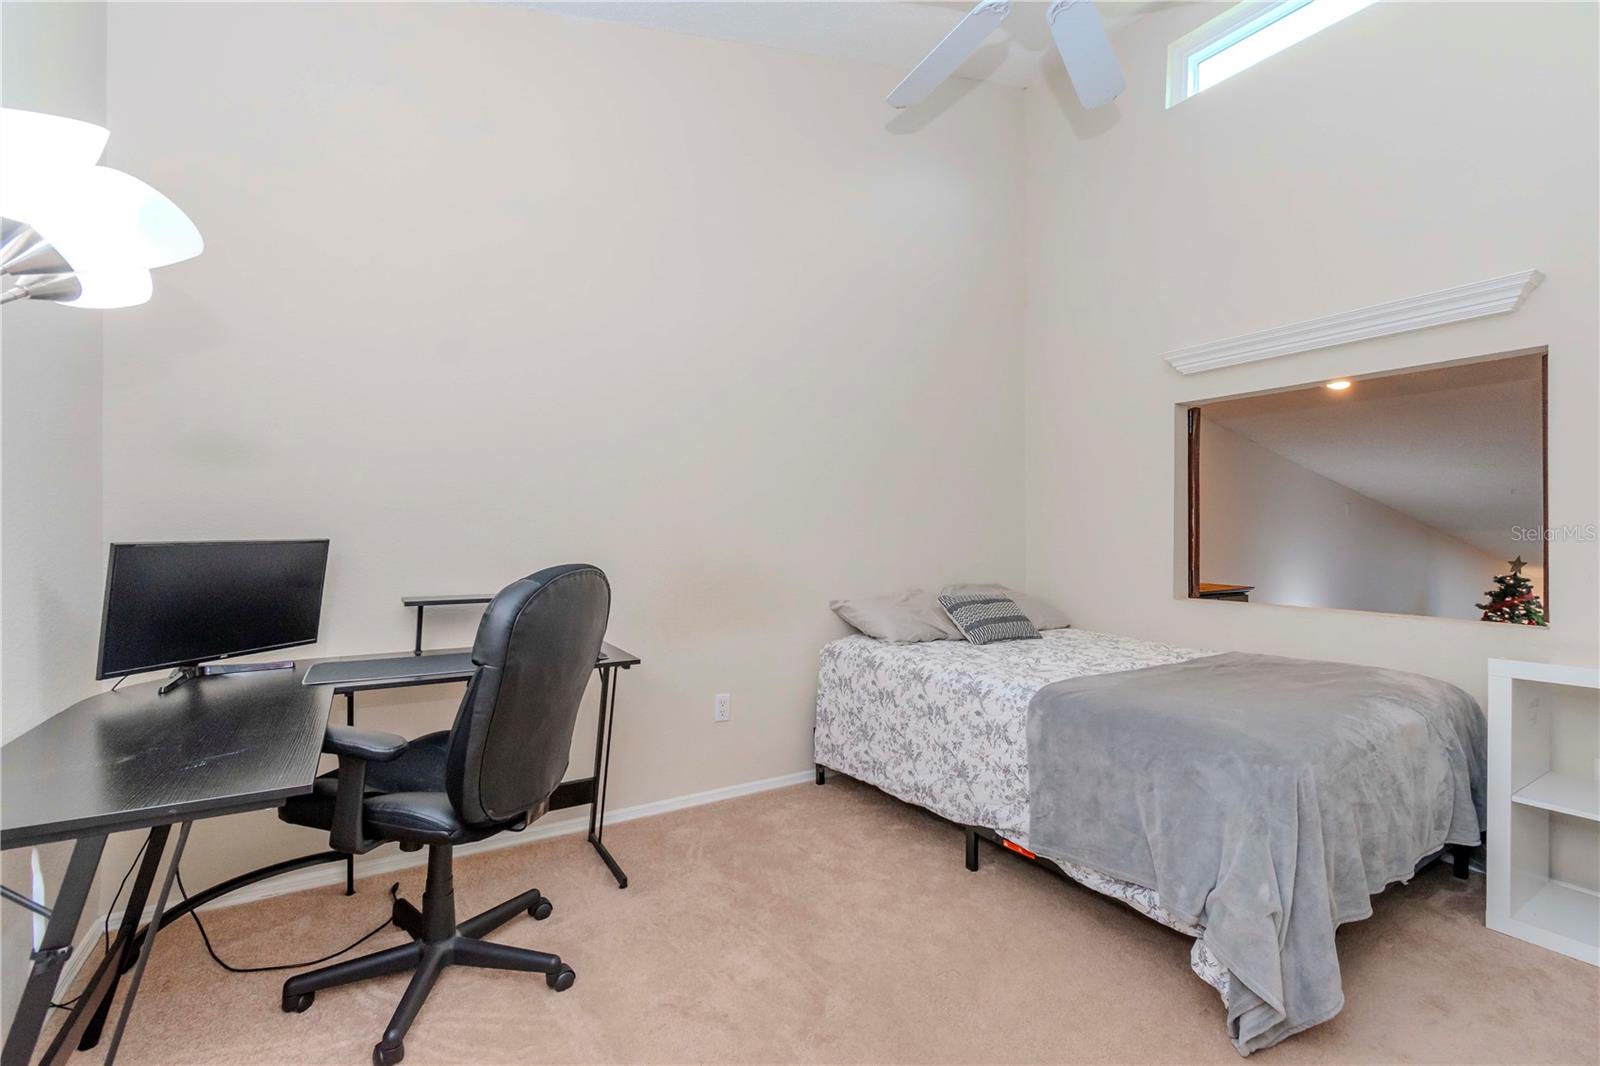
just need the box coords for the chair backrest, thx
[444,564,610,827]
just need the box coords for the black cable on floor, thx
[175,867,396,974]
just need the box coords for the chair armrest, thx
[323,724,409,762]
[321,726,406,853]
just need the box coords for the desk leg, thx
[344,691,356,896]
[1,834,106,1066]
[73,826,172,1052]
[586,667,627,888]
[100,822,190,1065]
[585,669,609,844]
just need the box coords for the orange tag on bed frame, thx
[1001,839,1037,860]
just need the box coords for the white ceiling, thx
[1205,356,1545,561]
[509,1,1170,91]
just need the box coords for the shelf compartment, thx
[1511,877,1600,950]
[1512,771,1600,823]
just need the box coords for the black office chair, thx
[277,564,610,1066]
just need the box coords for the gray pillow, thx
[937,592,1041,645]
[940,584,1069,630]
[830,588,962,643]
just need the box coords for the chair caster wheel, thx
[529,898,553,921]
[546,964,575,991]
[282,991,314,1013]
[373,1039,404,1065]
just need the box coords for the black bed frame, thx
[814,763,1475,881]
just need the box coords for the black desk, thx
[1,667,331,850]
[304,650,477,691]
[0,665,334,1066]
[401,594,494,655]
[303,641,642,892]
[1,638,640,1066]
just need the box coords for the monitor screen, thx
[97,540,330,679]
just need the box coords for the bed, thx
[812,627,1486,1055]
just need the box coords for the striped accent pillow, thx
[937,592,1041,645]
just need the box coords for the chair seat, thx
[359,792,496,845]
[279,731,501,846]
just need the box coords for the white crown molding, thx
[1162,270,1545,375]
[49,769,815,997]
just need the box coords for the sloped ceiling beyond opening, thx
[1203,355,1545,561]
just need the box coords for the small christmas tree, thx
[1478,556,1547,626]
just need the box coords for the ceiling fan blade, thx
[887,0,1011,109]
[1046,0,1126,109]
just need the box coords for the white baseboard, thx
[53,768,814,998]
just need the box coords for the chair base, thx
[281,846,573,1066]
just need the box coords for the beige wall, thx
[99,2,1026,889]
[1,0,109,1029]
[1023,2,1599,688]
[1199,421,1503,620]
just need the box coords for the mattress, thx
[813,628,1232,997]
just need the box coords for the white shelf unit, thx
[1486,659,1600,965]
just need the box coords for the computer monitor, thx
[97,539,330,682]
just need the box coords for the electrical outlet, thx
[713,693,731,722]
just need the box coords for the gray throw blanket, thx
[1026,652,1485,1055]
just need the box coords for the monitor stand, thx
[159,660,296,695]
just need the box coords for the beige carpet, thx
[56,777,1599,1065]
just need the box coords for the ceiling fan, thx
[887,0,1126,110]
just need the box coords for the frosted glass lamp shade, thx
[38,167,204,269]
[9,166,202,274]
[0,107,200,310]
[61,267,154,309]
[0,108,109,172]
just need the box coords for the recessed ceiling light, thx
[1325,380,1352,391]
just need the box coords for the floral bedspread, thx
[813,628,1232,998]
